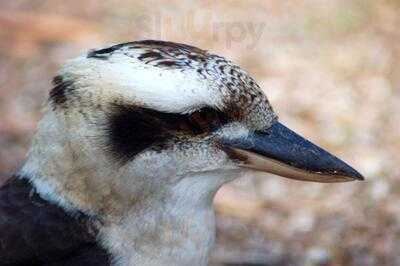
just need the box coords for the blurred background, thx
[0,0,399,265]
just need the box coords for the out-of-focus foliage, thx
[0,1,399,265]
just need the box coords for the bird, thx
[0,40,364,266]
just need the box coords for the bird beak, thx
[221,122,364,183]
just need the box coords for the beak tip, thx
[344,163,365,181]
[336,162,365,182]
[353,172,365,181]
[344,167,365,181]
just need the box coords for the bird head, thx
[21,40,363,217]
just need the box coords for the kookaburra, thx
[0,40,363,266]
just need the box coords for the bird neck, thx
[99,173,227,266]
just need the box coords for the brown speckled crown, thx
[84,40,277,130]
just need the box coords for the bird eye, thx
[188,107,227,133]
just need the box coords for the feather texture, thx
[0,176,110,265]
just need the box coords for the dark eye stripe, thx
[105,104,229,163]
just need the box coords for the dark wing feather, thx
[0,176,111,265]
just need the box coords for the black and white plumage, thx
[0,40,363,266]
[0,177,110,265]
